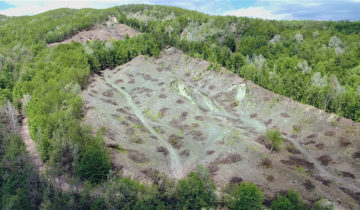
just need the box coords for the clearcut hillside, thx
[0,4,360,210]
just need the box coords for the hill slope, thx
[0,4,360,209]
[83,47,360,208]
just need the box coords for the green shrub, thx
[91,198,107,210]
[174,172,216,209]
[104,178,145,209]
[314,198,334,210]
[265,129,284,152]
[76,138,111,183]
[225,182,264,210]
[0,111,41,210]
[271,190,306,210]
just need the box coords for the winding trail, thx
[20,118,75,191]
[97,75,184,178]
[20,118,45,171]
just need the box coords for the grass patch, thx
[192,123,199,128]
[296,166,310,176]
[115,145,127,153]
[225,137,241,146]
[291,126,300,134]
[232,100,239,107]
[266,129,283,152]
[192,74,202,81]
[144,108,161,121]
[268,97,280,108]
[207,62,221,72]
[133,138,142,144]
[178,129,183,136]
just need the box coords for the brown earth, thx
[48,23,139,47]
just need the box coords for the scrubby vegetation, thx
[271,190,306,210]
[266,129,284,152]
[223,182,264,210]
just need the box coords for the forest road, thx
[20,117,77,192]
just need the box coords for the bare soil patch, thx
[307,134,317,139]
[250,113,258,118]
[229,177,243,184]
[281,156,315,170]
[20,118,44,171]
[315,176,332,186]
[303,180,315,192]
[341,171,355,179]
[264,119,272,126]
[180,149,190,157]
[287,147,301,154]
[324,130,336,136]
[261,158,272,168]
[340,187,360,204]
[206,150,215,155]
[128,150,149,163]
[353,151,360,159]
[168,134,183,149]
[315,143,325,150]
[281,113,290,118]
[304,140,316,145]
[317,155,332,166]
[48,23,139,47]
[338,137,351,147]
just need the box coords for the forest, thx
[0,4,359,209]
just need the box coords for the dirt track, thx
[21,118,44,171]
[20,118,76,191]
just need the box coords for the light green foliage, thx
[76,138,111,183]
[0,108,41,210]
[174,171,216,209]
[224,182,264,210]
[314,198,334,210]
[104,178,146,209]
[144,108,161,121]
[266,129,283,152]
[271,190,306,210]
[207,62,222,72]
[295,166,310,176]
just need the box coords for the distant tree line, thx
[114,4,360,122]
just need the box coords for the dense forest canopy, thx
[0,4,359,209]
[1,5,359,122]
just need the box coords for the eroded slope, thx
[48,23,139,47]
[82,47,360,208]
